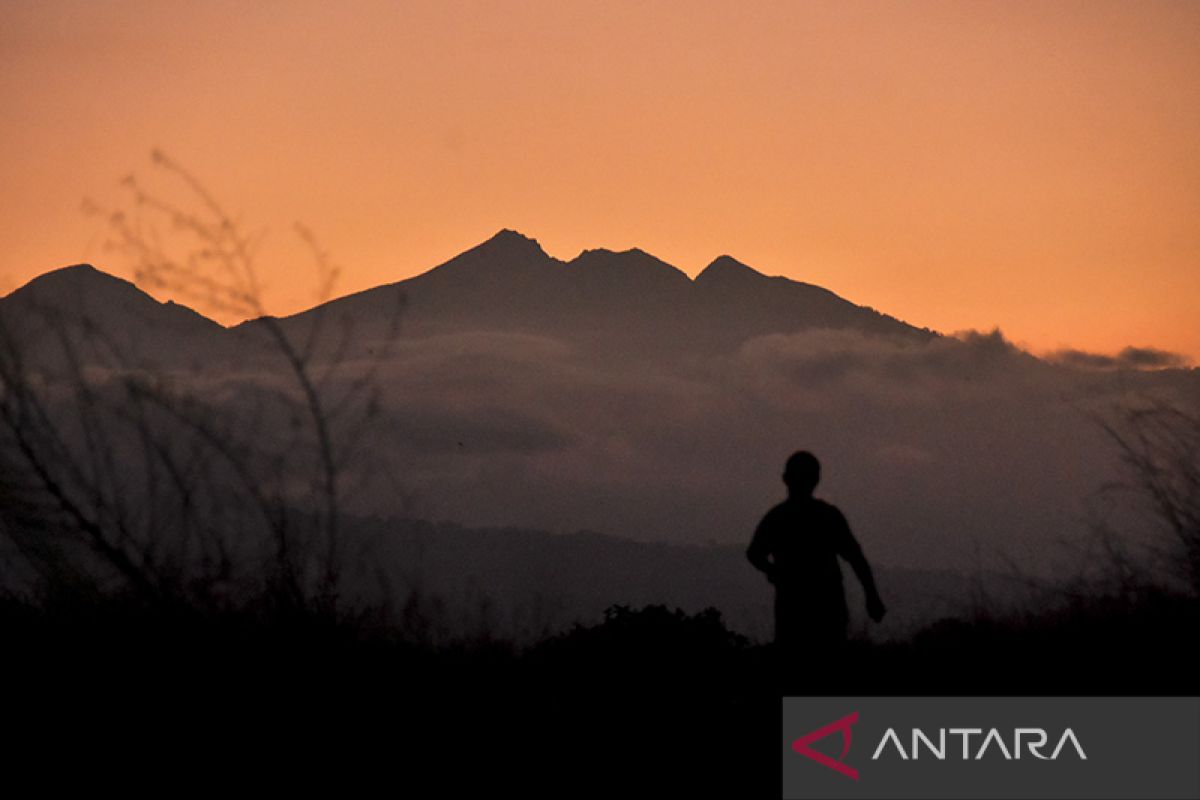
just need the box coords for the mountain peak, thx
[9,263,136,299]
[410,228,557,286]
[695,255,764,283]
[569,247,690,283]
[478,228,547,256]
[53,262,100,275]
[1,262,224,354]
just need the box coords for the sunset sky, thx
[2,0,1197,360]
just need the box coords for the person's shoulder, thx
[812,498,848,521]
[752,502,787,542]
[761,501,789,520]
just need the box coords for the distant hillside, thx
[343,516,985,643]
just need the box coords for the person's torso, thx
[765,498,846,593]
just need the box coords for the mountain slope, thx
[259,229,935,358]
[5,232,939,369]
[0,264,229,372]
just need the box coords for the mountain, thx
[0,264,229,373]
[250,229,935,359]
[4,231,939,367]
[2,229,939,372]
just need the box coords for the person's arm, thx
[747,512,777,584]
[835,512,886,622]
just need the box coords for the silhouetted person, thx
[747,452,886,661]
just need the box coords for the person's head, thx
[783,451,820,496]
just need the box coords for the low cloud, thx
[70,324,1200,576]
[1045,346,1189,371]
[310,325,1192,574]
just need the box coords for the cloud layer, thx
[295,326,1200,575]
[1045,346,1189,371]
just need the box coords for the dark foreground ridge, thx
[3,588,1195,794]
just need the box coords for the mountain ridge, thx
[4,230,946,367]
[4,230,927,341]
[254,229,934,355]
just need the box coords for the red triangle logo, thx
[791,711,860,781]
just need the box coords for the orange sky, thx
[2,0,1198,360]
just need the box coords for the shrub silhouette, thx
[0,152,402,618]
[1100,401,1200,596]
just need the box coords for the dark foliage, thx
[2,588,1195,795]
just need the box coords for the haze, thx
[2,0,1198,360]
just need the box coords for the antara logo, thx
[871,727,1088,761]
[792,712,861,780]
[792,713,1087,781]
